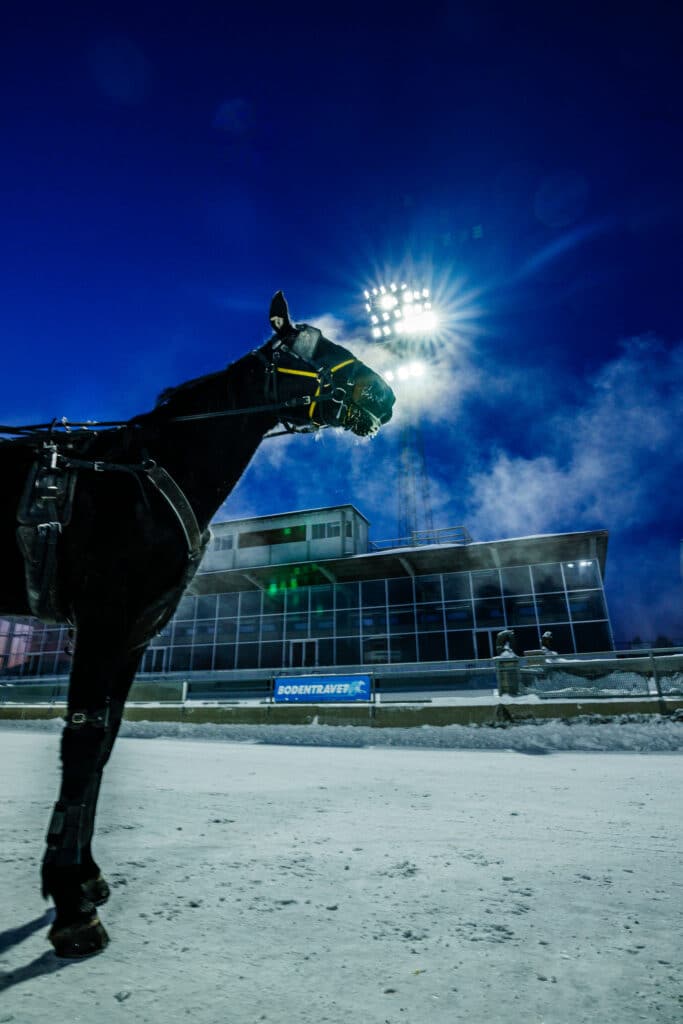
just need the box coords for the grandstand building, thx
[0,504,613,681]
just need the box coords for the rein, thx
[0,397,315,438]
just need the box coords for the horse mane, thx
[154,368,228,410]
[153,341,271,415]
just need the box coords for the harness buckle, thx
[37,521,62,536]
[329,387,348,420]
[39,443,60,471]
[66,703,111,729]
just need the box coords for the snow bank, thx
[1,712,681,754]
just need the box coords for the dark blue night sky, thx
[2,3,682,642]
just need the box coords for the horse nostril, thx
[382,393,395,423]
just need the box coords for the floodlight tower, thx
[363,282,438,543]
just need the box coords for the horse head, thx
[263,292,396,438]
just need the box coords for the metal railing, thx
[519,651,683,700]
[368,526,473,551]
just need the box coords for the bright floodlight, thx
[395,309,439,335]
[363,281,439,340]
[395,360,426,381]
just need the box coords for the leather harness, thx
[15,441,209,625]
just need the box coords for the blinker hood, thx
[269,290,296,339]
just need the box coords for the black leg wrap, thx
[42,701,123,922]
[46,801,88,865]
[59,711,117,790]
[42,801,88,897]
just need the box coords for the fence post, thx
[495,651,521,696]
[649,652,666,715]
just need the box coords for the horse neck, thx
[145,352,278,528]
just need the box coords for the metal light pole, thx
[363,282,439,543]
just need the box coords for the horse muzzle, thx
[279,357,395,437]
[342,370,395,437]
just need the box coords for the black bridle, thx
[254,339,376,437]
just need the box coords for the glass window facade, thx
[312,521,342,540]
[213,535,233,551]
[0,558,613,680]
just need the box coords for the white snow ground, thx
[1,718,682,1024]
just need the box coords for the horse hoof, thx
[49,916,109,958]
[81,874,111,906]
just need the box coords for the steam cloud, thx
[463,336,683,640]
[466,336,682,538]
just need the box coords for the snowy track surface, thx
[1,723,682,1024]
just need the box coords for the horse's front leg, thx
[42,639,141,958]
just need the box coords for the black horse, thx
[0,294,395,957]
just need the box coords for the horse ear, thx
[269,291,295,337]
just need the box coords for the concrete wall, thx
[2,697,681,728]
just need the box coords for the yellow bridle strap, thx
[310,359,358,419]
[309,384,322,419]
[330,358,356,374]
[275,365,321,420]
[275,366,319,379]
[276,358,357,422]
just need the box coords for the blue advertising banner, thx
[274,674,372,703]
